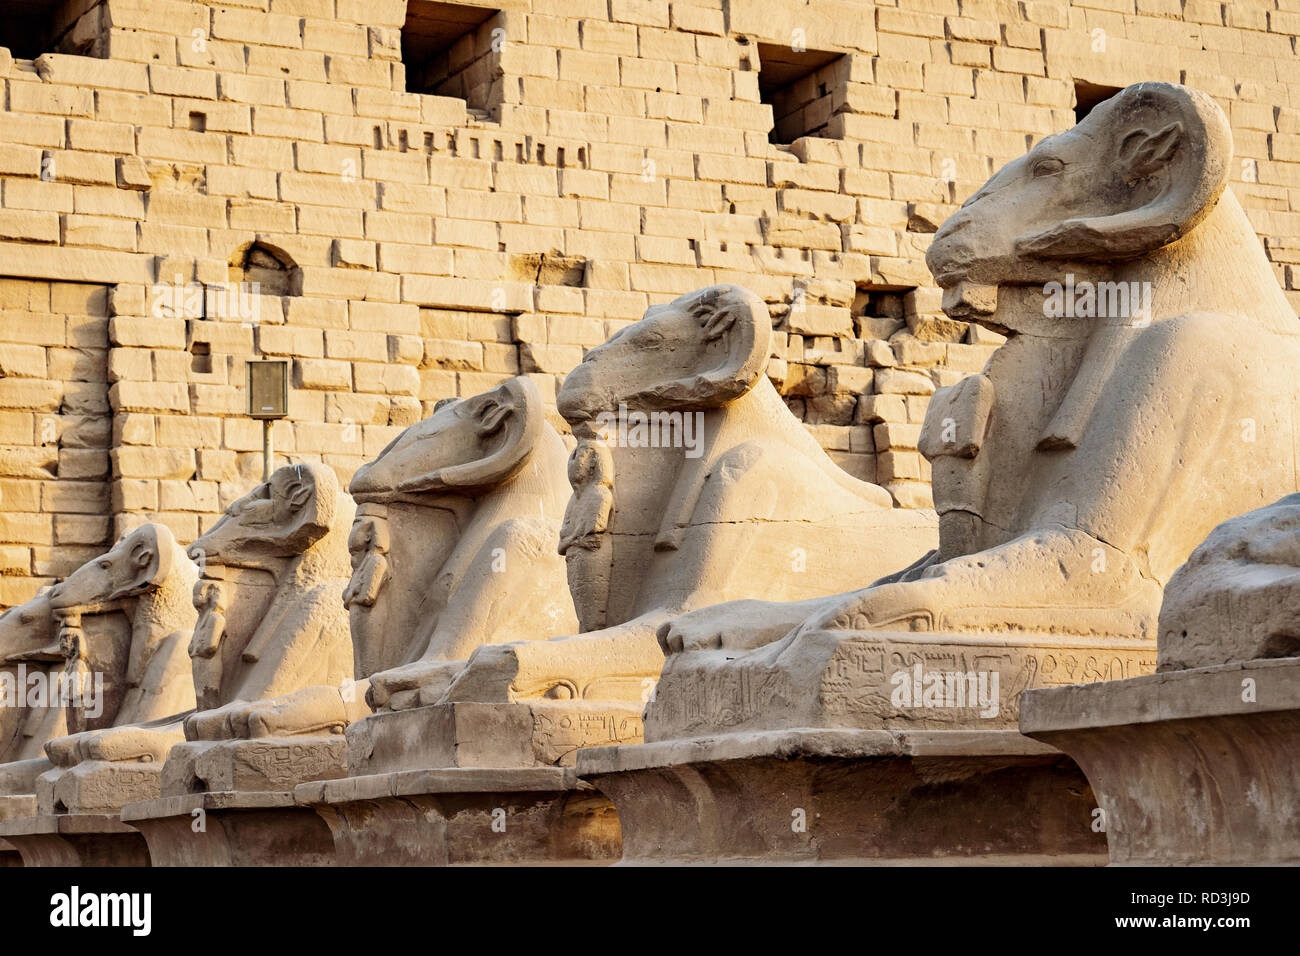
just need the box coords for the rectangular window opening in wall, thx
[190,341,213,375]
[853,286,911,341]
[0,0,107,60]
[402,1,503,113]
[758,43,846,145]
[1074,81,1123,124]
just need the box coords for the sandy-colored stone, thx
[0,590,66,771]
[222,377,576,747]
[1023,496,1300,865]
[577,730,1104,865]
[27,524,197,813]
[184,462,355,720]
[439,285,936,706]
[1157,494,1300,671]
[657,84,1300,659]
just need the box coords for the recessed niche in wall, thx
[228,242,301,298]
[402,0,502,112]
[0,0,108,59]
[1074,80,1123,123]
[757,42,846,145]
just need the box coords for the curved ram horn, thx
[629,284,772,410]
[1015,82,1231,261]
[399,377,544,495]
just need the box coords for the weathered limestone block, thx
[296,768,621,866]
[1156,494,1300,671]
[578,730,1104,865]
[647,630,1154,740]
[347,700,644,774]
[163,737,347,794]
[1023,659,1300,866]
[122,791,335,867]
[0,812,150,867]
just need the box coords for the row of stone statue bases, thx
[2,83,1298,866]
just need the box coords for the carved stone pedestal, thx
[648,629,1155,738]
[162,737,348,793]
[37,761,164,815]
[1021,658,1300,865]
[0,813,150,866]
[296,767,622,866]
[577,729,1106,865]
[348,700,644,775]
[121,792,336,866]
[112,736,348,866]
[0,758,52,802]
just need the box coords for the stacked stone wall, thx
[0,0,1298,605]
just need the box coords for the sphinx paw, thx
[657,615,723,655]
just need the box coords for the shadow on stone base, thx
[1021,657,1300,865]
[121,792,337,866]
[0,813,150,866]
[577,729,1107,865]
[297,767,621,866]
[0,838,20,866]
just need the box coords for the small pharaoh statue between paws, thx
[189,579,227,712]
[558,437,615,633]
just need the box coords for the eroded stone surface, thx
[1022,660,1300,864]
[0,590,65,784]
[33,525,198,812]
[1158,494,1300,671]
[159,463,360,791]
[439,285,937,707]
[655,83,1300,700]
[212,376,579,777]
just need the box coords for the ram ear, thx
[630,285,772,410]
[399,377,543,495]
[1016,82,1231,260]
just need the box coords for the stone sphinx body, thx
[1157,494,1300,671]
[36,524,198,812]
[34,465,360,803]
[211,376,578,740]
[0,591,66,795]
[439,284,937,705]
[177,462,356,743]
[658,82,1300,663]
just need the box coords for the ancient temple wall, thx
[0,277,112,606]
[0,0,1298,606]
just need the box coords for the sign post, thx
[246,359,289,482]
